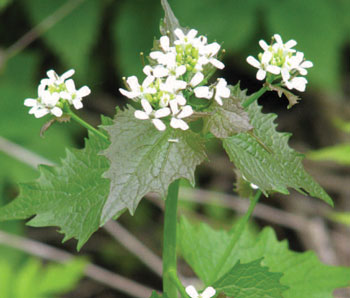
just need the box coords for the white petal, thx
[174,80,187,90]
[194,86,213,99]
[273,34,283,45]
[209,58,225,69]
[155,108,171,118]
[301,60,313,68]
[251,183,259,189]
[281,68,291,82]
[266,65,281,75]
[256,69,266,80]
[72,99,83,109]
[176,65,186,77]
[214,95,223,105]
[46,70,57,80]
[177,105,193,118]
[246,56,260,68]
[61,69,75,81]
[142,76,155,88]
[285,39,297,49]
[187,29,198,40]
[143,65,153,76]
[160,35,170,51]
[292,77,307,92]
[202,287,216,298]
[152,119,166,131]
[78,86,91,98]
[170,117,188,130]
[185,285,199,298]
[174,28,185,40]
[24,98,37,107]
[149,51,164,60]
[259,39,269,51]
[261,50,272,64]
[34,108,49,118]
[140,99,153,114]
[190,72,204,87]
[169,99,179,115]
[153,66,169,78]
[175,95,186,106]
[65,79,76,93]
[204,42,220,56]
[127,76,140,91]
[119,88,137,99]
[134,110,149,120]
[51,107,63,117]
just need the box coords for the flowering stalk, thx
[242,86,268,109]
[207,190,262,286]
[162,179,180,297]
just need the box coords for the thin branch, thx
[104,220,163,277]
[0,230,154,298]
[4,0,85,60]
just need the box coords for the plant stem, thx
[163,179,180,297]
[207,190,262,285]
[169,269,188,298]
[67,109,109,143]
[242,87,268,108]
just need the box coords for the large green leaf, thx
[214,258,287,298]
[0,117,111,250]
[101,107,207,224]
[22,0,101,77]
[223,97,332,205]
[0,258,86,298]
[179,217,350,297]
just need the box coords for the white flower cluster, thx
[247,34,313,92]
[24,69,91,118]
[186,285,216,298]
[119,28,230,131]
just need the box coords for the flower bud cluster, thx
[246,34,313,92]
[24,69,91,118]
[119,28,230,131]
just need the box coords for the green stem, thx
[242,87,268,108]
[67,109,109,143]
[163,179,180,297]
[169,269,188,298]
[207,190,262,285]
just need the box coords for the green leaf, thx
[0,117,112,250]
[223,98,332,205]
[23,0,101,76]
[3,258,85,298]
[214,258,287,298]
[149,291,168,298]
[327,212,350,227]
[204,88,252,139]
[101,107,207,224]
[179,217,350,297]
[307,143,350,166]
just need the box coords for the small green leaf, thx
[223,97,332,205]
[214,258,287,298]
[179,217,350,297]
[204,91,252,139]
[307,143,350,166]
[101,107,207,224]
[0,117,112,249]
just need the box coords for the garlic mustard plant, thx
[247,33,313,92]
[6,1,350,297]
[24,69,90,118]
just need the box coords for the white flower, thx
[284,76,308,92]
[246,51,280,80]
[214,78,230,105]
[185,285,216,298]
[62,79,91,109]
[169,99,193,131]
[143,65,169,78]
[160,76,187,93]
[197,42,224,70]
[119,76,156,99]
[287,51,313,75]
[134,99,170,131]
[273,34,297,53]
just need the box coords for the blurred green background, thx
[0,0,349,297]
